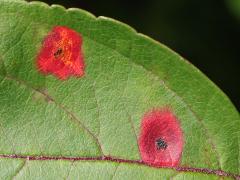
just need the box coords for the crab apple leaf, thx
[0,0,239,179]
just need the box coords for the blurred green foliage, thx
[226,0,240,19]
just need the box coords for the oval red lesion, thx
[37,26,85,80]
[138,108,184,167]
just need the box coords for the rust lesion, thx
[37,26,85,79]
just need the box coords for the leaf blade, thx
[0,0,239,179]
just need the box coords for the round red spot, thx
[37,26,85,80]
[138,108,184,167]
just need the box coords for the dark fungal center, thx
[54,48,63,58]
[156,138,168,150]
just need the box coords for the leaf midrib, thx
[0,63,226,178]
[0,66,230,177]
[0,154,239,179]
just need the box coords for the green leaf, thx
[0,0,239,179]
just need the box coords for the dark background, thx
[38,0,240,110]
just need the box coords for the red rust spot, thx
[37,26,85,80]
[138,108,184,167]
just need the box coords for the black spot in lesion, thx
[54,48,63,58]
[156,138,168,150]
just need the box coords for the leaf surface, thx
[0,0,239,179]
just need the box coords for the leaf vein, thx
[3,75,104,156]
[10,160,27,180]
